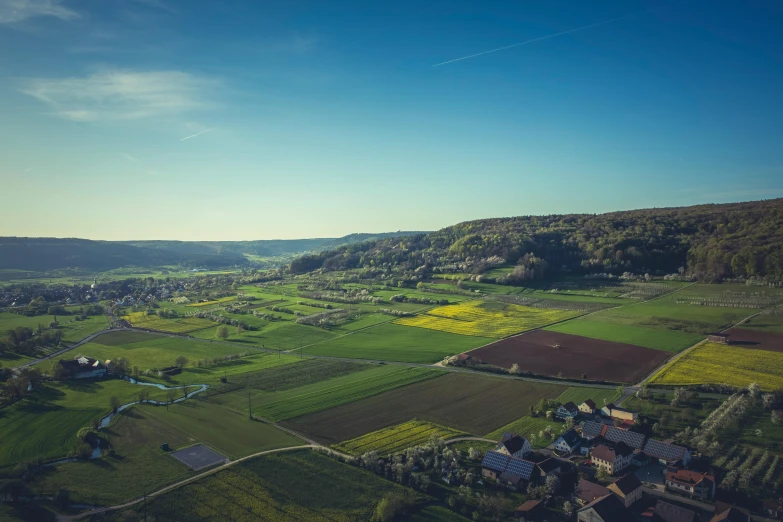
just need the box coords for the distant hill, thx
[289,199,783,281]
[0,232,424,272]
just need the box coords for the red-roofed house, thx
[665,468,715,500]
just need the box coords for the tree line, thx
[289,199,783,281]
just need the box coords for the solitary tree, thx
[109,395,121,412]
[174,355,188,368]
[166,389,176,410]
[509,363,520,375]
[216,325,229,340]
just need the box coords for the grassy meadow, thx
[0,379,169,467]
[108,449,424,522]
[303,323,490,363]
[210,365,444,422]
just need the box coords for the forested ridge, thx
[289,199,783,281]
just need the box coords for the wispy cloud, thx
[433,9,649,66]
[0,0,79,24]
[18,69,218,122]
[120,152,143,163]
[180,128,213,141]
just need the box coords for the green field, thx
[211,365,444,422]
[545,318,700,352]
[740,313,783,333]
[26,400,304,506]
[304,323,490,363]
[0,379,168,467]
[52,331,301,385]
[334,420,465,456]
[205,358,368,396]
[542,283,778,353]
[140,399,304,458]
[123,311,216,333]
[485,415,565,446]
[190,321,337,350]
[0,310,108,345]
[109,449,423,521]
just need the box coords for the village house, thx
[591,441,634,475]
[480,450,535,491]
[495,434,531,458]
[533,458,561,481]
[604,425,646,450]
[665,468,716,500]
[601,403,638,422]
[576,493,630,522]
[711,502,750,522]
[607,473,643,507]
[581,419,611,440]
[644,438,692,466]
[57,356,108,379]
[554,429,582,454]
[651,499,698,522]
[557,401,579,419]
[579,399,598,415]
[575,478,611,506]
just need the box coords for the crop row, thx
[335,420,464,455]
[257,367,442,421]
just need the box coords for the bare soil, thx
[467,330,669,384]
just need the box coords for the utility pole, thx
[248,390,252,419]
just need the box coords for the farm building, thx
[576,493,630,522]
[762,499,782,520]
[57,356,108,379]
[495,434,531,458]
[591,441,634,476]
[707,333,730,344]
[643,438,691,466]
[665,468,715,500]
[607,473,643,507]
[601,403,638,422]
[554,429,582,454]
[515,499,544,519]
[575,479,611,506]
[480,451,535,491]
[579,399,598,414]
[711,502,750,522]
[557,401,579,419]
[651,499,698,522]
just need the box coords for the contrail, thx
[433,9,650,67]
[180,128,214,141]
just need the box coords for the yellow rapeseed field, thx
[395,300,579,338]
[650,341,783,391]
[123,311,215,334]
[334,420,465,456]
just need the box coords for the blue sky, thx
[1,0,782,240]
